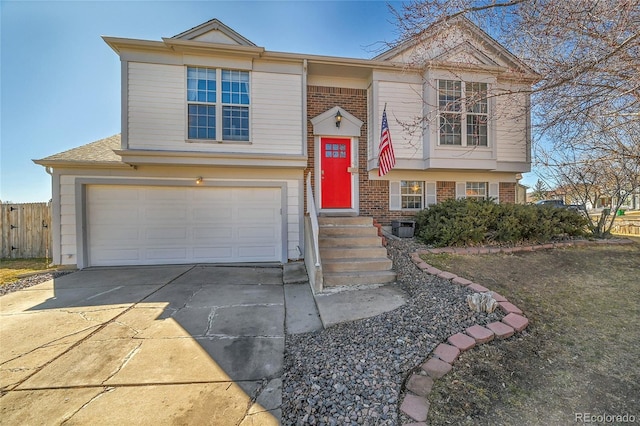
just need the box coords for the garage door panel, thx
[92,227,140,242]
[145,208,187,221]
[146,227,187,240]
[238,226,276,240]
[238,245,278,258]
[146,248,188,261]
[94,248,141,263]
[87,185,282,266]
[193,227,233,239]
[192,208,233,221]
[192,247,234,260]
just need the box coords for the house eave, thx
[32,159,132,169]
[114,149,308,168]
[161,38,265,57]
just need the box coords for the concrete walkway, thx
[0,264,321,425]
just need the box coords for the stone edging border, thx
[397,238,634,424]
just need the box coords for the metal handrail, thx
[306,172,321,267]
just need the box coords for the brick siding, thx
[499,182,516,204]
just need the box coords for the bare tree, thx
[538,129,640,236]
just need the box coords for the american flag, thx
[378,107,396,176]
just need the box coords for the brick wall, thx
[499,182,516,204]
[307,85,406,226]
[437,181,456,201]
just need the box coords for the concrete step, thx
[319,236,383,247]
[320,246,389,259]
[319,226,379,237]
[322,257,393,273]
[323,270,397,287]
[318,216,373,227]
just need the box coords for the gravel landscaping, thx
[0,271,74,296]
[281,238,504,425]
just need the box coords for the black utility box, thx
[391,220,415,238]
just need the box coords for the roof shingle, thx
[34,134,123,166]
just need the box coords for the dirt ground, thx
[420,239,640,425]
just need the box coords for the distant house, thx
[34,18,536,275]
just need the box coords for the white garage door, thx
[86,185,282,266]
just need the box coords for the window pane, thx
[187,103,215,140]
[401,181,423,209]
[466,182,487,199]
[187,66,216,105]
[222,70,250,105]
[222,106,249,141]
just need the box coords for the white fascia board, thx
[115,150,307,168]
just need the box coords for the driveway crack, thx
[101,342,143,384]
[60,387,115,424]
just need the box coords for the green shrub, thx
[415,199,588,247]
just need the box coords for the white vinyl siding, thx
[495,82,529,163]
[377,82,423,159]
[251,72,303,154]
[128,62,185,149]
[127,63,303,155]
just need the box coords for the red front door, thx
[321,138,352,209]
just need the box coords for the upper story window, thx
[187,67,250,142]
[438,80,488,147]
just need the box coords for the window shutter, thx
[426,182,437,206]
[389,181,401,211]
[456,182,467,199]
[489,183,499,203]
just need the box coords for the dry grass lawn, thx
[0,258,52,286]
[421,238,640,425]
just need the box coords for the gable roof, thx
[33,134,127,167]
[375,16,536,75]
[171,18,256,46]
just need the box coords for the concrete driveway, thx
[0,264,320,425]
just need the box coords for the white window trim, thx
[437,80,490,148]
[185,67,252,144]
[456,181,500,203]
[390,181,437,211]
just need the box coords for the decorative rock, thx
[502,313,529,332]
[400,394,429,422]
[465,324,495,344]
[421,357,452,379]
[406,374,434,397]
[433,343,460,364]
[466,292,498,313]
[447,333,476,351]
[486,321,515,339]
[499,301,523,315]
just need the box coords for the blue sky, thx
[1,0,537,203]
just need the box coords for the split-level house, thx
[34,18,537,292]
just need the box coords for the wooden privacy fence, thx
[0,202,52,259]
